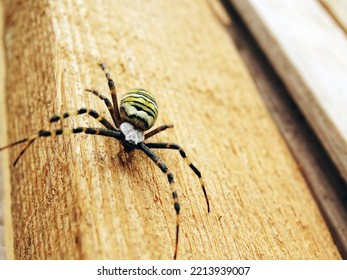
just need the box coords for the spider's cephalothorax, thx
[0,63,210,260]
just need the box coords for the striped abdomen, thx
[120,89,159,131]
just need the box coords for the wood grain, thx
[0,0,4,260]
[1,0,340,259]
[0,0,12,260]
[222,0,347,258]
[231,0,347,183]
[320,0,347,33]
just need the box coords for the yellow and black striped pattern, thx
[0,63,210,260]
[145,143,210,213]
[49,108,115,131]
[5,126,121,166]
[120,89,158,131]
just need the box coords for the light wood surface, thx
[0,0,12,260]
[231,0,347,183]
[320,0,347,33]
[1,0,340,259]
[222,0,347,258]
[0,0,4,260]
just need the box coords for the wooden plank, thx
[231,0,347,183]
[222,0,347,258]
[1,0,340,259]
[320,0,347,33]
[0,0,4,259]
[0,0,12,260]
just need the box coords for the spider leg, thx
[144,124,174,140]
[139,143,180,260]
[9,108,118,166]
[85,89,119,128]
[12,138,36,167]
[99,63,122,127]
[49,108,117,131]
[145,143,210,213]
[1,127,121,166]
[0,138,29,151]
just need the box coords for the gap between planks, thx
[1,0,342,260]
[230,0,347,184]
[319,0,347,34]
[224,0,347,258]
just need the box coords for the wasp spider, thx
[0,63,210,259]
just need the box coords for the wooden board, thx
[320,0,347,33]
[0,0,12,260]
[231,0,347,183]
[1,0,340,259]
[222,0,347,258]
[0,0,4,260]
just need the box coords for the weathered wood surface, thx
[0,0,4,260]
[231,0,347,183]
[0,0,12,260]
[222,0,347,258]
[1,0,340,259]
[320,0,347,33]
